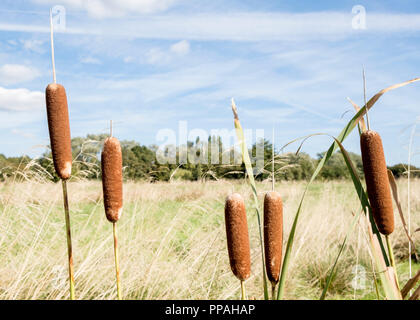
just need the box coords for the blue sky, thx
[1,0,420,165]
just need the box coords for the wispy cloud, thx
[170,40,190,55]
[2,11,420,41]
[80,56,101,64]
[0,86,44,111]
[1,3,420,165]
[0,64,41,85]
[33,0,177,18]
[19,39,46,53]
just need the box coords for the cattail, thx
[361,130,394,235]
[224,193,251,281]
[45,83,72,180]
[46,10,75,300]
[101,137,123,223]
[264,191,283,285]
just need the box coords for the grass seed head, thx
[45,83,72,180]
[101,137,123,223]
[263,191,283,285]
[360,130,394,235]
[224,193,251,281]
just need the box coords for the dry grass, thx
[0,178,419,300]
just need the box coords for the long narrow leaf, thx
[401,268,420,299]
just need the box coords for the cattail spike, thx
[101,137,123,223]
[361,130,394,235]
[264,191,283,285]
[224,193,251,281]
[45,83,72,180]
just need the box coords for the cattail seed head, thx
[361,130,394,235]
[263,191,283,285]
[224,193,251,281]
[45,83,72,180]
[101,137,123,223]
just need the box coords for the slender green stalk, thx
[61,180,75,300]
[272,126,275,191]
[386,235,400,291]
[372,263,380,300]
[271,284,276,300]
[240,281,246,300]
[113,222,122,300]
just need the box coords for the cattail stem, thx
[113,222,122,300]
[49,9,56,84]
[386,235,400,291]
[271,284,276,300]
[61,180,75,300]
[240,281,246,300]
[363,67,370,130]
[272,126,275,191]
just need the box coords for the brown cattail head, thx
[45,83,72,180]
[263,191,283,285]
[101,137,123,223]
[361,130,394,235]
[224,193,251,281]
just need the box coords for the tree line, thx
[0,134,418,182]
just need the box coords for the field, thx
[0,179,419,300]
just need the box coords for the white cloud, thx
[5,11,420,41]
[21,39,45,53]
[145,47,170,64]
[123,56,132,63]
[0,64,41,85]
[80,56,102,64]
[143,41,190,65]
[11,129,36,139]
[0,87,44,112]
[170,40,190,55]
[33,0,176,18]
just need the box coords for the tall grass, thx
[0,177,418,299]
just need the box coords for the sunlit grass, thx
[0,179,418,299]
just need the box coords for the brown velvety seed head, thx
[224,193,251,281]
[45,83,72,180]
[264,191,283,285]
[361,130,394,235]
[101,137,123,223]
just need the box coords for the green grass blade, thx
[320,210,360,300]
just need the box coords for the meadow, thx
[0,178,418,300]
